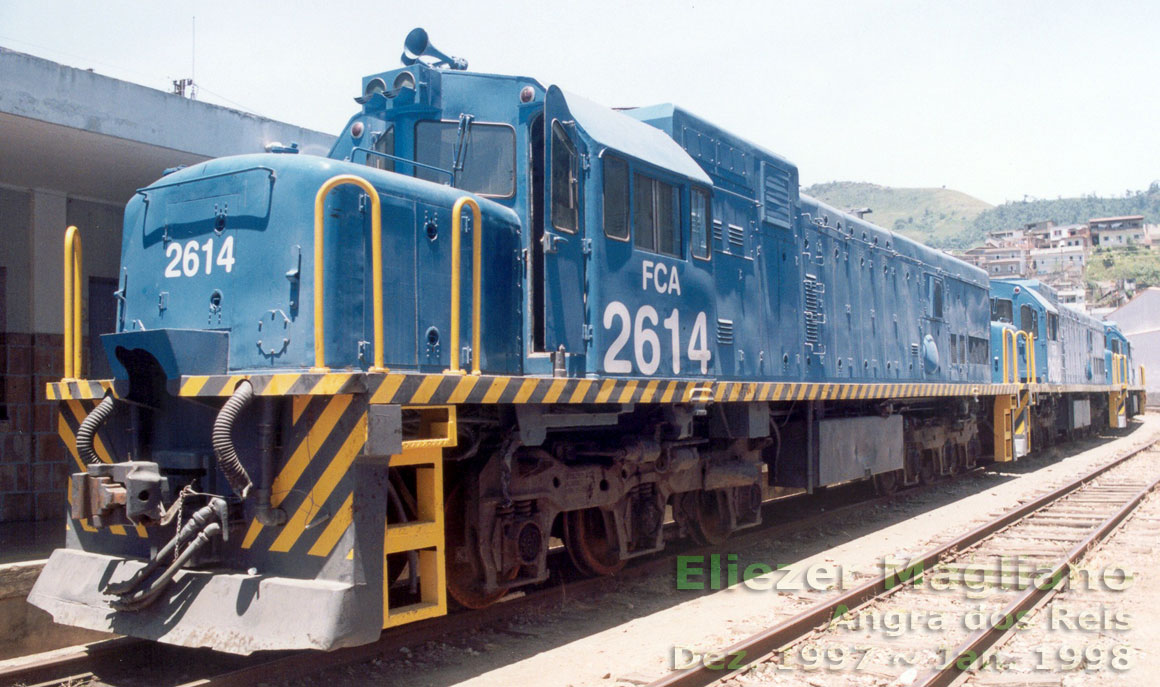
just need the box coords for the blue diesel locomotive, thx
[31,30,1143,653]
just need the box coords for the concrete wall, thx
[0,47,334,160]
[1107,288,1160,401]
[1125,329,1160,403]
[0,47,336,525]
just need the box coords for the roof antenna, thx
[173,16,198,99]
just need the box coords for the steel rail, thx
[646,438,1159,687]
[914,464,1160,687]
[0,636,141,686]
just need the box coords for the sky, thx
[1,0,1157,206]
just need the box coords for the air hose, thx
[77,395,116,463]
[212,381,255,498]
[110,522,223,611]
[103,499,224,597]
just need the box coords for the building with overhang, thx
[0,47,335,524]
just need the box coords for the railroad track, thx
[1,428,1144,687]
[646,439,1160,687]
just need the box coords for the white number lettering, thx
[603,303,711,376]
[216,235,236,273]
[664,309,680,374]
[688,311,711,374]
[182,240,200,277]
[164,243,182,278]
[202,238,213,275]
[163,235,235,278]
[602,301,632,373]
[634,306,661,375]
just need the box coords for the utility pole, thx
[172,17,198,99]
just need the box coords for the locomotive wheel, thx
[918,453,936,484]
[563,507,626,576]
[445,482,512,609]
[947,445,964,476]
[873,470,901,495]
[682,489,732,546]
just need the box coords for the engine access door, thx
[539,87,588,359]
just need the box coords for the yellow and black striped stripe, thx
[173,373,1025,404]
[45,379,114,401]
[49,373,1145,405]
[240,394,367,557]
[361,375,1024,406]
[1013,404,1029,437]
[179,372,365,398]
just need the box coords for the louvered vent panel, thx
[716,318,734,345]
[803,275,825,352]
[762,163,792,229]
[727,224,745,248]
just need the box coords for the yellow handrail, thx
[1017,330,1035,383]
[63,225,83,379]
[313,175,385,372]
[1001,328,1019,384]
[447,196,482,375]
[1111,353,1123,386]
[1141,365,1146,387]
[1112,353,1127,388]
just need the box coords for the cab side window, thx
[991,298,1013,323]
[369,126,394,171]
[551,121,578,232]
[633,173,680,257]
[690,188,711,259]
[603,155,629,240]
[1020,305,1037,334]
[926,275,943,318]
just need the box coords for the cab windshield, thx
[414,121,516,197]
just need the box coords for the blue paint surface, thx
[110,61,1134,387]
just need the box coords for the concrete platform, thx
[0,559,111,660]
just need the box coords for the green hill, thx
[971,185,1160,234]
[803,182,993,250]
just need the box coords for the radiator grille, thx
[803,275,825,352]
[716,318,734,345]
[762,163,792,229]
[727,224,745,248]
